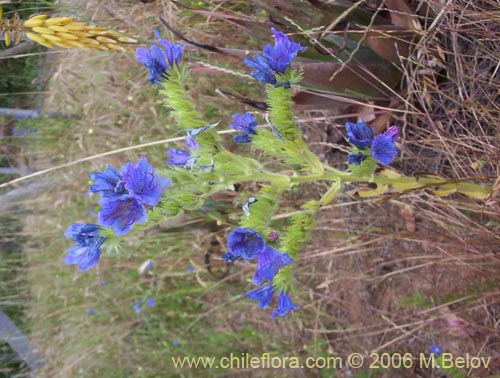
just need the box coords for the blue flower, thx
[227,228,265,260]
[271,291,300,319]
[347,152,366,166]
[136,45,169,85]
[264,28,307,74]
[146,297,156,308]
[253,247,293,286]
[244,28,306,87]
[430,345,442,356]
[172,340,180,347]
[100,280,107,286]
[185,135,199,151]
[243,54,278,86]
[135,31,184,85]
[371,126,399,166]
[345,120,374,150]
[64,224,105,272]
[98,196,148,237]
[88,308,95,315]
[230,112,257,143]
[245,285,275,309]
[89,166,126,198]
[187,265,196,273]
[133,300,142,314]
[167,148,192,168]
[122,157,172,207]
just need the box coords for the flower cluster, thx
[135,30,184,85]
[230,112,257,143]
[244,28,306,87]
[64,224,106,272]
[222,228,299,318]
[345,120,399,167]
[90,157,171,236]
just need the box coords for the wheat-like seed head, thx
[23,14,139,51]
[0,6,139,51]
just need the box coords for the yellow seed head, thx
[4,31,11,46]
[25,32,55,48]
[32,26,55,35]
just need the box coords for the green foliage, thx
[159,65,206,131]
[279,200,318,260]
[239,186,282,236]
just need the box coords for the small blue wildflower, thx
[146,261,153,271]
[98,195,148,237]
[430,345,442,356]
[133,300,142,314]
[185,135,199,151]
[172,340,180,347]
[345,120,374,150]
[227,228,266,260]
[64,224,105,272]
[88,308,95,315]
[230,112,257,143]
[253,247,293,286]
[347,152,367,166]
[243,54,278,86]
[271,291,300,319]
[136,45,169,85]
[146,298,156,308]
[244,28,306,87]
[264,28,307,74]
[122,157,172,207]
[166,148,192,168]
[187,265,195,273]
[135,31,184,85]
[100,280,107,286]
[89,166,126,198]
[371,126,399,166]
[245,285,275,309]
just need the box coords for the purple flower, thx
[430,345,442,356]
[264,28,307,74]
[98,196,148,237]
[146,298,156,308]
[230,113,258,143]
[135,31,184,85]
[64,224,105,272]
[345,120,374,150]
[136,45,169,85]
[268,232,278,242]
[100,280,107,286]
[245,285,275,309]
[347,152,366,166]
[122,157,171,207]
[185,135,199,150]
[244,28,306,87]
[244,54,278,86]
[88,308,95,315]
[371,126,399,166]
[90,166,126,199]
[271,291,300,319]
[172,340,180,347]
[227,228,265,260]
[253,247,293,286]
[167,148,192,168]
[187,265,195,273]
[134,300,142,314]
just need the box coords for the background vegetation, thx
[1,0,499,377]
